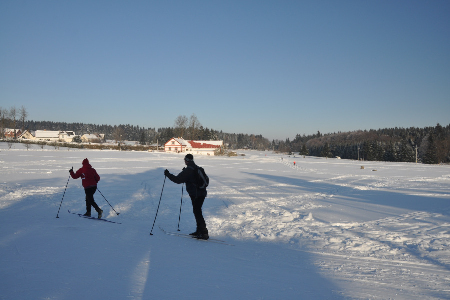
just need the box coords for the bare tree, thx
[113,126,125,150]
[23,141,32,151]
[19,106,28,133]
[9,106,17,139]
[0,107,5,138]
[174,115,188,138]
[187,114,201,140]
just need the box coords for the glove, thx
[164,169,170,177]
[69,167,73,173]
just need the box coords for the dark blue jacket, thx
[166,161,207,199]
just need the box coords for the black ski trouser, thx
[85,186,101,214]
[191,196,206,231]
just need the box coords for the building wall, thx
[164,138,185,152]
[164,137,222,156]
[186,149,216,156]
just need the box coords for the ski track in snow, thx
[207,156,450,299]
[1,146,450,299]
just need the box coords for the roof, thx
[35,130,60,138]
[174,138,190,146]
[165,137,223,149]
[82,134,100,139]
[165,137,190,146]
[18,130,34,138]
[3,128,22,133]
[188,140,222,149]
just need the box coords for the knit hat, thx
[82,158,89,165]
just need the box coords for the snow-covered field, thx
[1,142,450,300]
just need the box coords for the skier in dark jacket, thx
[164,154,209,240]
[70,158,103,219]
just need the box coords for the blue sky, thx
[1,0,449,140]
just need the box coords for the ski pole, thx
[177,184,184,231]
[97,188,120,215]
[56,173,71,218]
[150,176,166,235]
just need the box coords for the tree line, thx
[2,105,448,163]
[0,108,271,150]
[271,124,450,164]
[16,119,271,150]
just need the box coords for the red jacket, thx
[70,159,100,188]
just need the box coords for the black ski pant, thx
[85,186,101,214]
[191,195,206,232]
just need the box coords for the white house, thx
[165,138,190,153]
[18,130,35,140]
[34,130,76,142]
[164,137,223,156]
[81,134,103,143]
[58,131,76,142]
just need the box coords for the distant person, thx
[164,154,209,240]
[70,158,103,219]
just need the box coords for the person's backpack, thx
[189,166,209,189]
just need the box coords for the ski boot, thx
[195,228,209,240]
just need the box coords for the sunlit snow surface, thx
[1,142,449,299]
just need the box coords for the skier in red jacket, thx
[70,158,103,218]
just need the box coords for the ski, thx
[68,210,122,224]
[158,226,234,246]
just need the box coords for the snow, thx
[1,142,450,300]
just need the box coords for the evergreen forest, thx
[1,106,449,164]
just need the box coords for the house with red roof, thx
[3,128,22,139]
[164,138,223,156]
